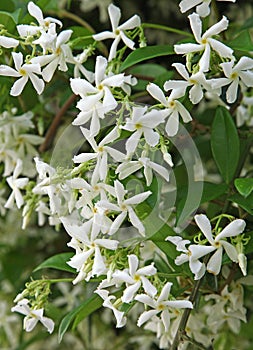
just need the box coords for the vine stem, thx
[141,23,193,37]
[39,93,77,152]
[170,277,203,350]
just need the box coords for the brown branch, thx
[39,93,77,153]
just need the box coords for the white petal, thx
[95,238,119,250]
[10,76,28,96]
[73,153,97,163]
[235,56,253,71]
[179,0,202,13]
[199,44,211,72]
[122,282,141,303]
[172,63,190,80]
[215,219,246,240]
[137,310,158,327]
[128,207,146,235]
[141,277,157,297]
[208,38,233,58]
[207,248,223,275]
[147,83,167,105]
[40,316,55,333]
[143,128,160,147]
[118,15,141,31]
[197,2,211,17]
[24,317,38,332]
[28,1,44,25]
[165,111,179,137]
[174,43,203,54]
[128,254,139,275]
[29,73,45,95]
[70,77,97,95]
[95,56,107,85]
[0,35,19,48]
[226,79,239,104]
[108,4,121,32]
[124,191,152,205]
[194,214,215,244]
[203,16,229,38]
[189,12,202,43]
[189,84,203,104]
[158,282,172,302]
[125,130,142,154]
[221,241,238,262]
[93,31,116,41]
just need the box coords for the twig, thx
[170,277,203,350]
[39,93,77,153]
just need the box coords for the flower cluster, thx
[0,1,252,349]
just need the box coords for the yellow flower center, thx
[56,47,61,55]
[201,38,207,45]
[98,84,104,90]
[230,72,238,80]
[115,29,120,35]
[135,123,142,129]
[134,274,141,282]
[19,68,26,76]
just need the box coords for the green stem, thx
[142,23,193,38]
[170,277,203,350]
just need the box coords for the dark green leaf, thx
[228,30,253,52]
[58,294,103,342]
[201,182,228,203]
[228,193,253,215]
[234,178,253,197]
[33,252,75,273]
[120,45,174,71]
[0,9,21,31]
[240,17,253,31]
[211,106,240,184]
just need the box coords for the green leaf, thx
[201,182,228,203]
[228,30,253,52]
[211,106,240,184]
[241,17,253,31]
[0,9,21,31]
[234,178,253,197]
[33,252,75,273]
[120,45,174,71]
[228,193,253,215]
[58,294,103,342]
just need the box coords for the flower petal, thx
[194,214,215,244]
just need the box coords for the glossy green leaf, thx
[228,30,253,52]
[0,9,21,31]
[33,252,75,273]
[228,193,253,215]
[120,45,174,71]
[234,178,253,198]
[58,294,103,342]
[211,106,240,184]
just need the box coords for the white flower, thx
[0,35,19,48]
[67,49,95,80]
[179,0,236,17]
[61,217,119,283]
[116,153,170,186]
[194,214,246,275]
[17,1,62,37]
[0,52,45,96]
[99,179,152,236]
[71,55,135,135]
[113,254,157,303]
[135,282,193,331]
[122,105,167,154]
[164,63,210,104]
[166,235,213,280]
[147,83,192,137]
[93,4,141,61]
[211,56,253,103]
[31,30,73,82]
[179,0,212,17]
[174,13,234,72]
[95,289,127,327]
[73,126,125,183]
[11,299,54,333]
[5,159,29,209]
